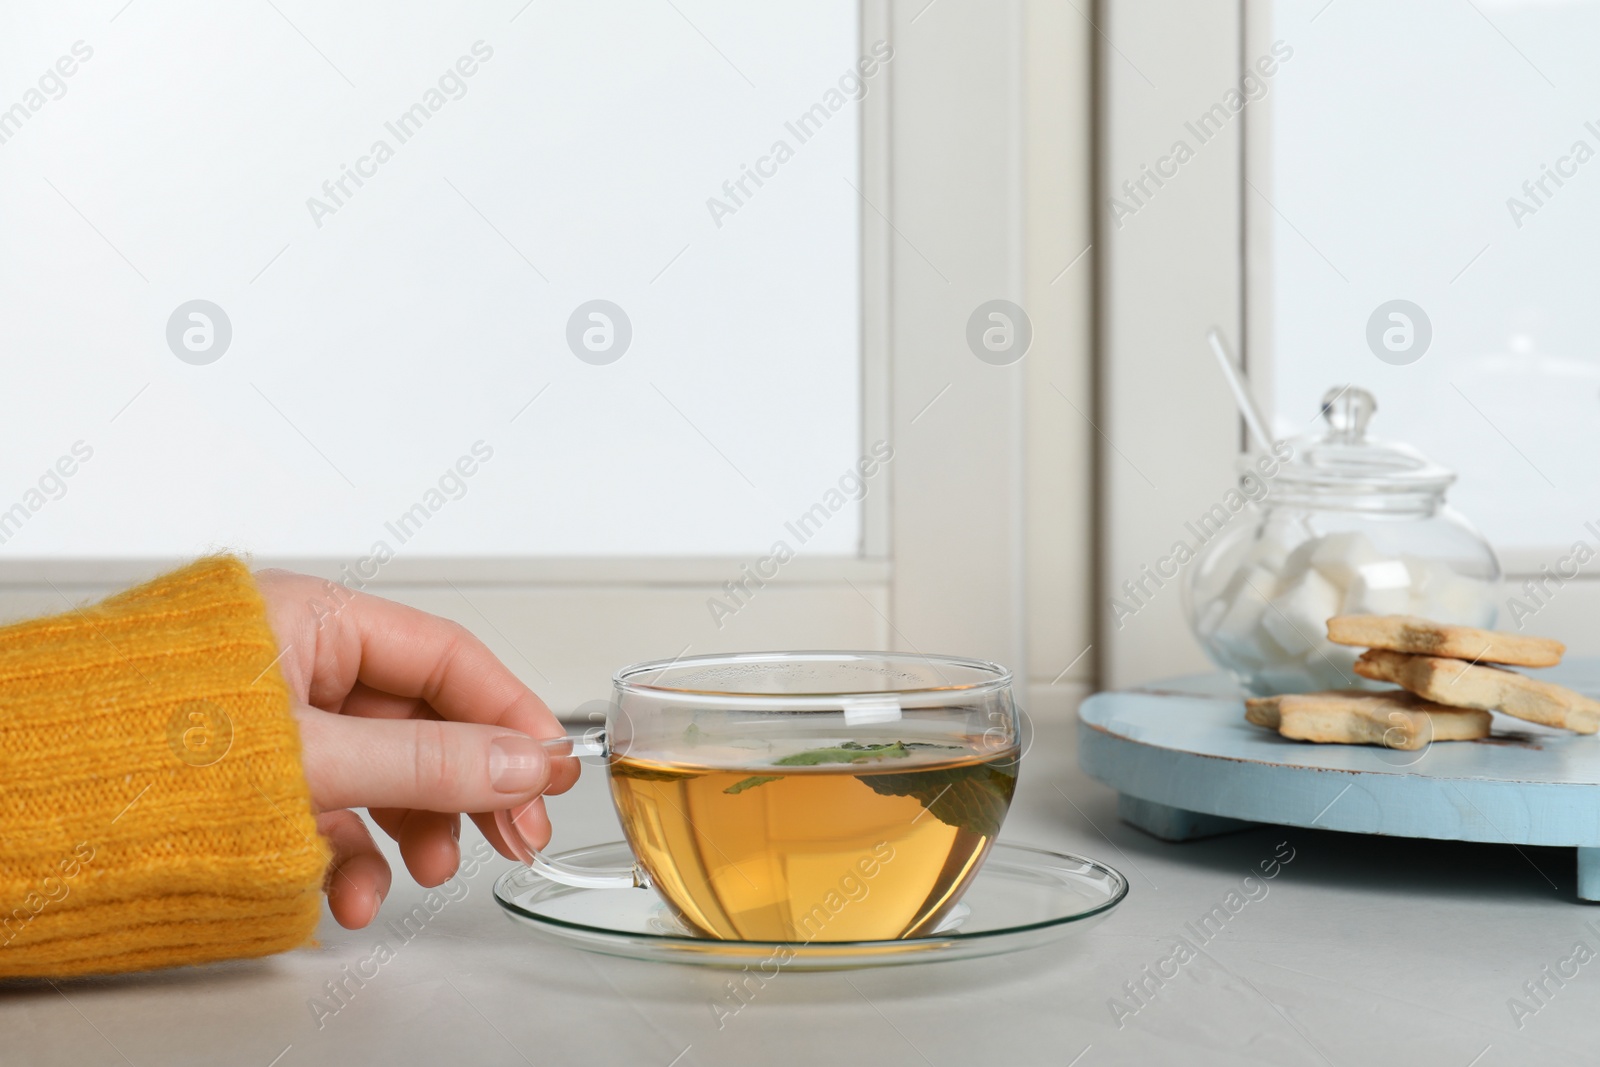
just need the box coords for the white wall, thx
[1024,0,1096,715]
[1097,0,1244,688]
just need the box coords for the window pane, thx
[0,1,863,558]
[1262,0,1597,552]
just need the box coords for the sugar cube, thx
[1308,531,1386,588]
[1260,568,1342,656]
[1343,559,1413,615]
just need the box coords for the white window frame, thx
[1100,0,1600,688]
[0,0,1034,715]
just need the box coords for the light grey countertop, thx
[6,701,1598,1066]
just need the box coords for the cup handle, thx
[494,732,652,890]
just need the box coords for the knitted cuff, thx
[0,556,329,977]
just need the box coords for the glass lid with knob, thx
[1260,386,1457,508]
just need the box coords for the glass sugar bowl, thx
[1183,386,1501,696]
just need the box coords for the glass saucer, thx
[492,841,1128,970]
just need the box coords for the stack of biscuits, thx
[1245,614,1597,751]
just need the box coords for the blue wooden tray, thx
[1077,660,1600,902]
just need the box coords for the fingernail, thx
[490,734,547,794]
[512,799,545,845]
[499,803,537,863]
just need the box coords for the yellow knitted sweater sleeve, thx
[0,557,329,977]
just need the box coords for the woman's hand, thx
[254,569,575,930]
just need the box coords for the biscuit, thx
[1245,690,1491,750]
[1327,614,1563,668]
[1352,648,1600,734]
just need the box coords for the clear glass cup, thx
[496,651,1022,942]
[1184,386,1502,696]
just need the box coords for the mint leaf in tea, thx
[856,763,1016,839]
[721,741,913,795]
[722,774,781,795]
[773,740,915,766]
[608,739,1019,942]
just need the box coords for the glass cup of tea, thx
[495,651,1022,942]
